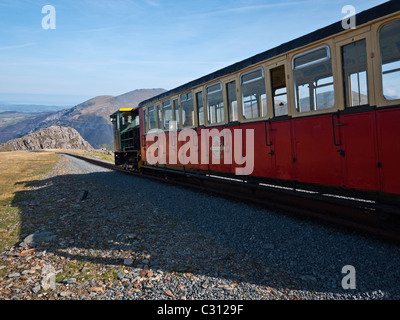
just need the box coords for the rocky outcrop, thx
[0,126,93,151]
[0,88,167,149]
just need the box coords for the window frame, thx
[239,66,268,122]
[293,45,334,112]
[374,17,400,107]
[226,79,238,123]
[171,97,181,131]
[267,60,290,118]
[289,41,339,117]
[148,105,157,131]
[334,28,375,110]
[155,104,162,129]
[292,45,331,70]
[180,91,196,129]
[161,99,172,131]
[340,38,370,108]
[193,87,205,127]
[142,107,148,134]
[205,81,226,126]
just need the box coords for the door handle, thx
[331,113,342,146]
[337,149,345,157]
[265,120,273,146]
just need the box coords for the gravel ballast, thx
[0,154,399,300]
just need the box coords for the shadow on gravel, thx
[11,167,400,297]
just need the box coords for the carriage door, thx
[266,59,294,181]
[375,19,400,197]
[335,33,380,192]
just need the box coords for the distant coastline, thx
[0,103,70,113]
[0,92,93,108]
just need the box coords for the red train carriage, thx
[111,1,400,206]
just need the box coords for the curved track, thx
[61,153,400,244]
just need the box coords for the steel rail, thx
[61,153,400,245]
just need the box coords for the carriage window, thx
[162,100,172,130]
[293,46,335,112]
[115,113,120,131]
[226,81,238,122]
[315,76,334,109]
[296,83,311,112]
[241,68,267,119]
[342,40,369,107]
[273,88,288,116]
[148,105,156,130]
[156,105,162,129]
[196,92,204,126]
[206,82,224,124]
[271,65,288,116]
[181,92,194,127]
[143,109,148,133]
[379,20,400,101]
[172,99,180,130]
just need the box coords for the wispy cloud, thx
[184,1,308,18]
[70,26,121,34]
[145,0,159,7]
[219,1,308,14]
[0,42,37,51]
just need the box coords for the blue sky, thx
[0,0,388,106]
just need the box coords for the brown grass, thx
[0,149,114,250]
[0,151,59,250]
[0,151,59,201]
[51,148,114,163]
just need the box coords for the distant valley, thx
[0,104,69,113]
[0,111,45,130]
[0,88,166,149]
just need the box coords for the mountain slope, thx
[0,88,166,149]
[0,126,93,151]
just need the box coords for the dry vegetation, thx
[0,149,114,250]
[53,149,114,163]
[0,151,59,202]
[0,151,59,250]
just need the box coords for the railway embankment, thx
[1,153,400,300]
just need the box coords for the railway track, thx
[61,153,400,245]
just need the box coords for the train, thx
[110,1,400,206]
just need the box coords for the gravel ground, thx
[1,153,400,300]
